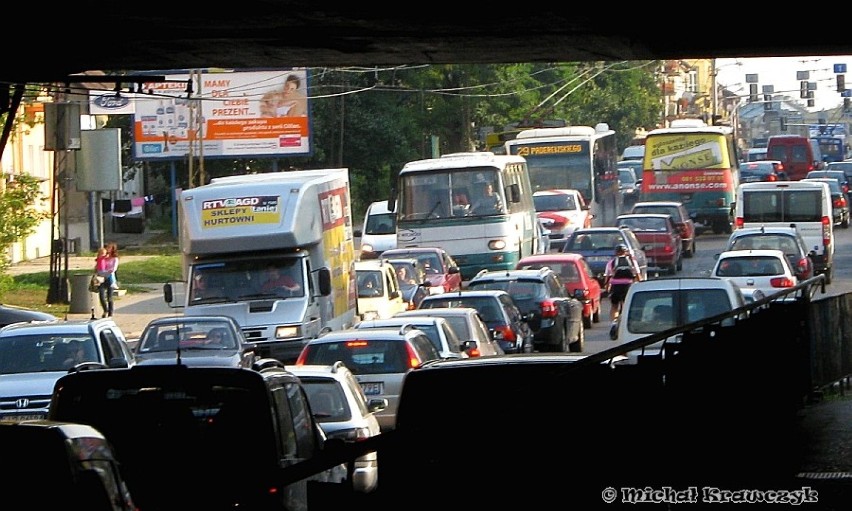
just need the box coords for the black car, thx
[0,304,57,328]
[739,160,788,183]
[466,268,584,353]
[417,289,534,355]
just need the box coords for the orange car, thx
[515,253,602,329]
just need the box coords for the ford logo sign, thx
[93,95,131,109]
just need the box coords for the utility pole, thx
[711,58,718,121]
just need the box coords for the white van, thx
[621,144,645,161]
[354,259,407,320]
[735,181,834,283]
[614,277,746,364]
[358,200,397,259]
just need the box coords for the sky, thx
[715,55,851,112]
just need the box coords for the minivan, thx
[614,277,747,364]
[50,364,340,511]
[356,200,397,259]
[766,135,820,181]
[735,180,834,284]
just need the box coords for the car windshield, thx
[728,234,799,255]
[618,169,636,185]
[138,321,237,352]
[0,335,97,374]
[534,193,577,212]
[618,217,667,232]
[466,281,544,310]
[566,232,622,252]
[421,297,503,322]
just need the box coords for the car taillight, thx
[767,174,777,182]
[662,243,673,253]
[407,301,416,310]
[796,258,811,279]
[495,324,516,344]
[822,216,832,246]
[735,217,744,229]
[325,427,372,441]
[570,286,590,300]
[405,343,421,368]
[294,349,309,365]
[770,276,796,288]
[466,347,482,357]
[834,196,847,208]
[540,300,559,318]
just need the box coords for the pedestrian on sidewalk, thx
[95,243,120,317]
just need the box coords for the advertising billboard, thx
[131,69,311,160]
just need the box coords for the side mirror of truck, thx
[317,268,332,296]
[163,283,174,304]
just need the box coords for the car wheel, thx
[824,266,833,285]
[583,311,593,329]
[687,238,696,258]
[592,302,601,323]
[843,216,850,229]
[676,254,683,271]
[570,321,584,352]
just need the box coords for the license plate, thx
[0,414,45,423]
[360,382,384,395]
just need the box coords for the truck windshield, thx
[190,258,304,303]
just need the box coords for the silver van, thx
[735,180,834,283]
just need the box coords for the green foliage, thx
[0,174,50,271]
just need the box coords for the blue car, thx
[561,226,648,286]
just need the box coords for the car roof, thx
[143,315,239,326]
[383,247,443,255]
[617,213,672,220]
[285,362,352,379]
[470,269,550,281]
[632,201,685,208]
[358,317,445,327]
[313,327,425,343]
[518,253,584,263]
[628,277,739,291]
[532,189,581,196]
[396,307,479,317]
[0,319,116,335]
[729,226,801,236]
[718,249,787,259]
[422,289,508,298]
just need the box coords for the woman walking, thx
[95,243,119,317]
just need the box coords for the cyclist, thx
[603,244,642,322]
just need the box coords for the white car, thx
[712,249,798,299]
[354,259,407,320]
[357,200,397,259]
[286,362,387,493]
[533,189,593,251]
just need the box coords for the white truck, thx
[165,168,358,363]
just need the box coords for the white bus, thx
[393,152,539,280]
[504,123,621,226]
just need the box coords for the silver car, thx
[287,362,387,493]
[395,307,505,357]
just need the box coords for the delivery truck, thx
[165,169,358,363]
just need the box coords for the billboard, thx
[131,69,311,160]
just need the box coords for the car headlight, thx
[276,325,301,339]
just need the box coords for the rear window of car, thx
[728,234,799,254]
[626,289,733,334]
[632,205,681,220]
[716,256,785,277]
[304,339,412,374]
[742,190,823,223]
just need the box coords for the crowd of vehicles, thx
[5,133,852,505]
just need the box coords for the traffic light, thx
[763,94,772,111]
[749,84,758,103]
[845,97,851,112]
[780,117,787,132]
[808,91,815,108]
[801,81,808,99]
[838,74,846,93]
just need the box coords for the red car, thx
[515,253,602,329]
[630,201,696,258]
[616,213,683,275]
[380,247,462,294]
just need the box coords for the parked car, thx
[466,268,584,353]
[296,326,441,431]
[616,213,683,275]
[355,316,469,359]
[134,315,257,368]
[712,249,798,299]
[384,257,430,310]
[629,200,696,258]
[354,259,407,320]
[286,362,387,494]
[802,177,850,228]
[379,247,462,294]
[739,160,788,182]
[417,289,534,355]
[723,225,814,281]
[0,318,134,423]
[356,200,396,259]
[532,189,593,251]
[516,253,602,329]
[561,226,648,285]
[394,308,504,358]
[0,303,57,328]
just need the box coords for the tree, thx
[0,173,50,272]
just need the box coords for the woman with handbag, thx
[94,243,119,317]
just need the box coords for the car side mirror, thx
[448,266,460,274]
[163,283,173,304]
[572,289,585,300]
[460,340,477,352]
[390,290,400,299]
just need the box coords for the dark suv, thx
[466,268,584,353]
[417,289,534,354]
